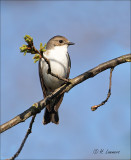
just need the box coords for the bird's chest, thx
[40,47,69,90]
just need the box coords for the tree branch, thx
[0,53,131,133]
[9,115,36,160]
[91,67,114,111]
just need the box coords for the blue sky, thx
[1,1,130,159]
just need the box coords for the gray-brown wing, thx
[39,59,47,97]
[54,54,71,112]
[67,53,71,78]
[39,59,51,112]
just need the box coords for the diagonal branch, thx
[0,53,131,133]
[9,115,36,160]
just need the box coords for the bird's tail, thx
[43,108,59,125]
[43,94,64,125]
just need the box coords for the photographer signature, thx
[93,149,120,154]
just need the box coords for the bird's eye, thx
[59,40,63,43]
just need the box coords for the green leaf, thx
[40,43,43,49]
[23,51,27,56]
[34,58,40,63]
[20,45,28,53]
[40,43,46,52]
[24,35,33,45]
[43,43,47,48]
[33,54,40,59]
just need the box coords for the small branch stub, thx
[91,67,114,111]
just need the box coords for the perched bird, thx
[39,35,74,124]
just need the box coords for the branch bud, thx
[19,45,28,52]
[40,43,46,52]
[24,35,33,45]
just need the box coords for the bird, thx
[39,35,74,125]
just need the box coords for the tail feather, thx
[43,108,59,125]
[43,94,64,125]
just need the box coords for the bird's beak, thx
[68,41,75,45]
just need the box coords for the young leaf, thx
[34,58,40,63]
[24,51,27,56]
[33,54,40,59]
[24,35,33,45]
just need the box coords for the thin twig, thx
[42,54,70,83]
[31,44,70,83]
[23,42,69,83]
[9,115,36,160]
[48,71,70,83]
[91,67,114,111]
[30,43,70,83]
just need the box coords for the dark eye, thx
[59,40,63,43]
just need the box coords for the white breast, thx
[40,45,69,91]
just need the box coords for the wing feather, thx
[67,53,71,78]
[39,59,47,97]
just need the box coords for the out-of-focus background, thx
[1,1,130,159]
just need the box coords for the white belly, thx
[40,46,69,91]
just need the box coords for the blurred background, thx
[1,1,130,159]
